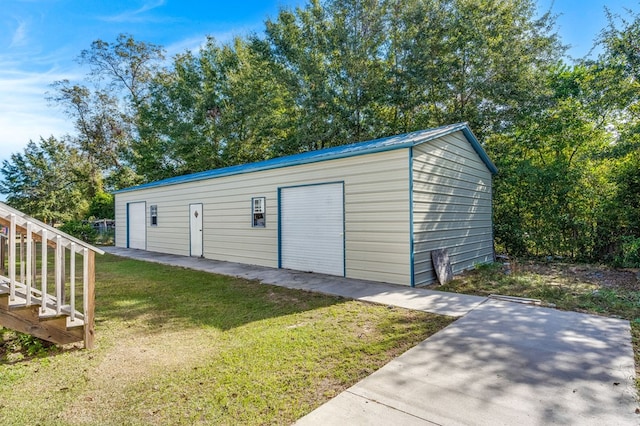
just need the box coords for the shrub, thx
[615,236,640,268]
[59,220,98,244]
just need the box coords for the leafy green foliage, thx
[0,137,89,224]
[59,220,98,244]
[615,236,640,268]
[87,191,115,219]
[0,329,57,362]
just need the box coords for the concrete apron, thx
[296,299,638,426]
[103,248,638,424]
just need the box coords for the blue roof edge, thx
[115,122,497,194]
[461,126,499,175]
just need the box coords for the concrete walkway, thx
[102,247,639,425]
[102,247,485,317]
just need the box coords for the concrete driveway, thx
[103,247,639,425]
[297,300,638,425]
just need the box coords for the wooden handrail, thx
[0,203,102,349]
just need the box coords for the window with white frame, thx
[252,197,265,228]
[150,205,158,226]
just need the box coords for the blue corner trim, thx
[409,147,415,288]
[341,182,346,278]
[461,126,498,175]
[126,203,130,248]
[277,188,282,269]
[114,123,497,194]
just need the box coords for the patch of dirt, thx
[60,329,215,424]
[507,260,640,291]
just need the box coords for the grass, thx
[439,260,640,392]
[0,254,453,425]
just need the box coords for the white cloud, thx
[100,0,170,23]
[9,19,29,48]
[0,67,77,166]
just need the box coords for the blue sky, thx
[0,0,636,169]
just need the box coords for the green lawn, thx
[438,260,640,392]
[0,254,453,425]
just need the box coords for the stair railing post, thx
[83,248,95,349]
[55,235,62,315]
[61,241,66,303]
[9,214,16,302]
[41,229,48,314]
[26,222,32,305]
[31,239,36,290]
[20,232,25,284]
[0,233,5,275]
[70,243,76,322]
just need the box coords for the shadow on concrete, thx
[329,300,638,425]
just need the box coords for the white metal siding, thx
[280,183,344,276]
[127,202,146,249]
[412,131,494,285]
[114,149,412,285]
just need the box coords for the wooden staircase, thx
[0,202,103,349]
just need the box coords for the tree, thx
[48,80,131,195]
[260,0,564,150]
[217,37,297,164]
[391,0,563,138]
[87,191,115,220]
[594,7,640,262]
[49,34,164,192]
[0,137,89,224]
[134,39,226,180]
[78,33,165,106]
[489,62,623,259]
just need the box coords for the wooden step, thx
[0,294,84,345]
[0,281,84,321]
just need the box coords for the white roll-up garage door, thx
[280,182,344,276]
[127,202,146,249]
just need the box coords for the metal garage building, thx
[114,122,498,287]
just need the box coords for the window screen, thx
[252,197,265,228]
[150,205,158,226]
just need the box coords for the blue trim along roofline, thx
[115,122,497,194]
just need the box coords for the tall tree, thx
[393,0,563,137]
[78,34,165,107]
[489,62,623,259]
[134,39,226,180]
[48,81,131,195]
[49,34,164,192]
[0,137,89,223]
[218,37,297,164]
[597,7,640,256]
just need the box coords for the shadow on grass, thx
[0,329,84,365]
[95,253,347,332]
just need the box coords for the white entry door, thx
[127,202,146,249]
[280,183,344,276]
[189,203,203,257]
